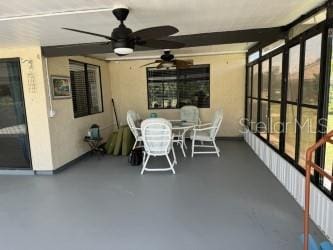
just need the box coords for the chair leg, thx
[213,140,220,157]
[132,139,138,150]
[180,141,186,157]
[141,153,150,175]
[182,133,187,150]
[191,138,195,158]
[166,154,176,174]
[172,146,177,165]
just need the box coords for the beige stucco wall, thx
[108,53,246,137]
[1,50,244,171]
[1,47,54,171]
[46,56,114,169]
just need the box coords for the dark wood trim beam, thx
[42,42,113,57]
[42,27,285,57]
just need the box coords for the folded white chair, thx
[190,109,223,157]
[126,110,143,149]
[141,118,177,175]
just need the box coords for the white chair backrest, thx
[210,109,223,138]
[180,105,200,124]
[141,118,172,155]
[134,112,141,121]
[127,110,139,138]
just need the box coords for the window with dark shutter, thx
[147,65,210,109]
[69,60,103,118]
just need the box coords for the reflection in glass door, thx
[0,59,31,169]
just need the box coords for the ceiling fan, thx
[140,50,194,69]
[62,7,185,56]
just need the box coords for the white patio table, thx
[169,121,195,157]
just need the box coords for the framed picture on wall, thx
[51,75,72,99]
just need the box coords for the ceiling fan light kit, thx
[62,7,185,56]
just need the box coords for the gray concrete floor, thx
[0,140,326,250]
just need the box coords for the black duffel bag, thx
[128,147,143,166]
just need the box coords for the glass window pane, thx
[70,62,89,118]
[269,103,281,148]
[247,67,252,97]
[324,114,332,190]
[249,51,259,62]
[252,64,258,98]
[289,9,327,39]
[0,60,31,169]
[148,83,163,109]
[163,82,177,108]
[298,108,318,168]
[247,98,251,121]
[87,65,103,114]
[285,104,298,159]
[288,45,300,102]
[270,54,282,101]
[178,66,210,108]
[261,60,269,99]
[262,40,285,55]
[147,66,210,109]
[302,34,322,106]
[259,100,268,139]
[324,64,333,191]
[251,99,258,131]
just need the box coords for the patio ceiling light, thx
[114,47,134,55]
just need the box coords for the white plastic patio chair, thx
[172,105,200,155]
[180,105,200,124]
[190,109,223,157]
[140,118,177,175]
[126,110,143,149]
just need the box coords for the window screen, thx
[147,65,210,109]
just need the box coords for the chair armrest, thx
[194,123,212,128]
[193,126,217,132]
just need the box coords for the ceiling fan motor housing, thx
[161,51,174,61]
[111,24,135,51]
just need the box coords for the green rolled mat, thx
[113,126,125,156]
[105,132,118,155]
[122,126,135,156]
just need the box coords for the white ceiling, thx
[92,43,255,60]
[0,0,326,55]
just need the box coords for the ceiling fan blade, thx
[130,26,179,40]
[174,59,193,64]
[174,59,193,68]
[140,60,163,67]
[62,27,114,41]
[140,39,185,49]
[156,62,166,69]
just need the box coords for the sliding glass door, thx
[0,59,31,169]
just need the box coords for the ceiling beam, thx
[42,27,285,57]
